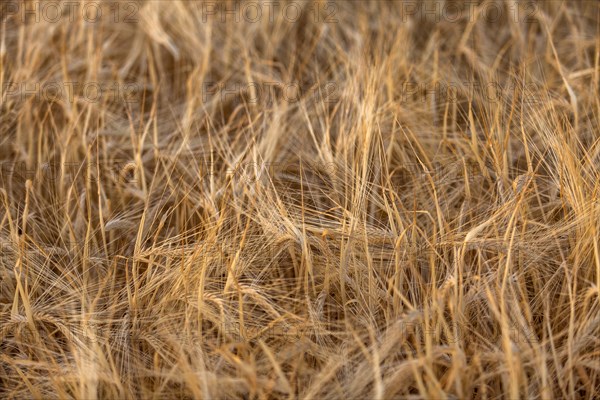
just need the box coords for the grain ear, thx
[104,218,136,232]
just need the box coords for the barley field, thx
[1,0,600,398]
